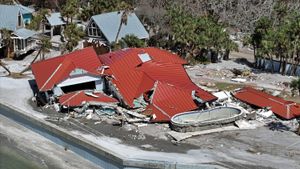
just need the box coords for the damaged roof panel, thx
[146,81,199,122]
[99,47,216,109]
[32,47,102,91]
[234,87,300,119]
[98,47,187,66]
[59,91,118,107]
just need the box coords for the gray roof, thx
[46,12,65,26]
[16,4,35,14]
[0,5,21,31]
[91,11,149,43]
[13,28,37,39]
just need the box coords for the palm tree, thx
[62,0,79,24]
[40,36,52,60]
[64,23,84,52]
[28,8,50,34]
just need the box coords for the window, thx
[88,21,101,37]
[138,53,152,63]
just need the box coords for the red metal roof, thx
[59,90,118,107]
[99,48,216,108]
[31,47,102,91]
[234,87,300,119]
[99,47,187,66]
[145,81,199,122]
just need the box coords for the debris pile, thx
[30,47,300,143]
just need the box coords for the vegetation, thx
[162,4,237,62]
[0,29,13,58]
[78,0,134,21]
[291,78,300,94]
[246,2,300,75]
[61,0,79,24]
[120,34,146,48]
[28,9,50,31]
[64,23,85,52]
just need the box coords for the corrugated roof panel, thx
[16,4,35,14]
[99,48,187,65]
[91,11,149,43]
[147,82,199,122]
[0,5,20,31]
[234,87,300,119]
[13,28,37,39]
[59,90,118,107]
[32,47,101,91]
[46,12,65,26]
[99,47,216,106]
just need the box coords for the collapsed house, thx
[98,48,217,122]
[31,47,118,108]
[31,47,217,122]
[233,87,300,119]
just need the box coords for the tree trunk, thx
[270,55,275,73]
[279,56,283,73]
[115,22,123,43]
[253,46,257,68]
[0,60,11,76]
[6,44,11,58]
[223,49,230,60]
[281,57,287,75]
[19,49,41,74]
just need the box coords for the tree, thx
[61,0,79,24]
[28,8,50,33]
[64,23,84,52]
[117,34,145,48]
[40,37,52,60]
[291,78,300,95]
[166,4,237,62]
[1,29,13,58]
[82,0,134,21]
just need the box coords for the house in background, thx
[12,28,38,56]
[16,4,35,25]
[45,12,66,38]
[86,11,149,46]
[0,4,37,57]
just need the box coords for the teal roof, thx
[91,11,149,43]
[46,12,65,26]
[13,28,37,39]
[0,4,20,31]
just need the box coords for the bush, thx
[290,78,300,95]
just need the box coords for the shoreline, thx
[0,134,46,169]
[0,102,218,169]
